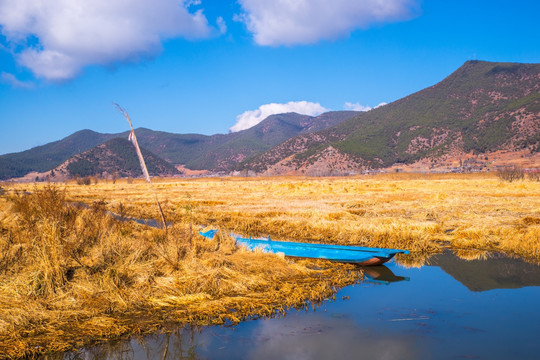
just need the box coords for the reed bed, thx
[0,186,360,358]
[1,173,539,357]
[39,173,539,262]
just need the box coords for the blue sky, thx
[0,0,539,155]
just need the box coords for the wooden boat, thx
[231,233,408,266]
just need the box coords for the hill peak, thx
[58,137,180,179]
[240,60,540,175]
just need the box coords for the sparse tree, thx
[496,166,524,182]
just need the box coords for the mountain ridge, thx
[0,111,359,180]
[55,138,180,179]
[0,130,121,180]
[2,60,539,180]
[239,60,540,175]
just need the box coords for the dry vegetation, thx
[0,186,359,358]
[1,173,540,357]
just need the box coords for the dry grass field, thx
[61,173,540,261]
[0,173,539,357]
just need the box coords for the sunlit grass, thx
[32,173,538,261]
[0,173,539,357]
[0,184,359,358]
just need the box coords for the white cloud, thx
[216,16,227,34]
[237,0,419,46]
[344,101,387,111]
[1,72,34,89]
[344,102,372,112]
[230,101,329,132]
[0,0,218,81]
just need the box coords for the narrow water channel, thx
[53,251,540,360]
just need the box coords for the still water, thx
[60,252,540,360]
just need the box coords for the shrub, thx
[496,166,524,182]
[76,176,92,185]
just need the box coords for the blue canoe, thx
[231,233,409,266]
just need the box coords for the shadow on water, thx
[48,251,540,360]
[425,251,540,291]
[363,265,410,285]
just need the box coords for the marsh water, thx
[55,251,540,360]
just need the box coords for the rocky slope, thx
[240,61,540,175]
[0,111,358,179]
[53,138,180,179]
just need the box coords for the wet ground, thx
[54,251,540,360]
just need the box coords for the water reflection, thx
[239,314,419,360]
[426,251,540,291]
[59,317,420,360]
[393,252,432,268]
[363,265,409,284]
[49,329,200,360]
[50,251,540,360]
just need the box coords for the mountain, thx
[0,130,119,180]
[131,111,359,171]
[0,111,358,180]
[3,60,538,180]
[54,138,180,179]
[240,61,540,175]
